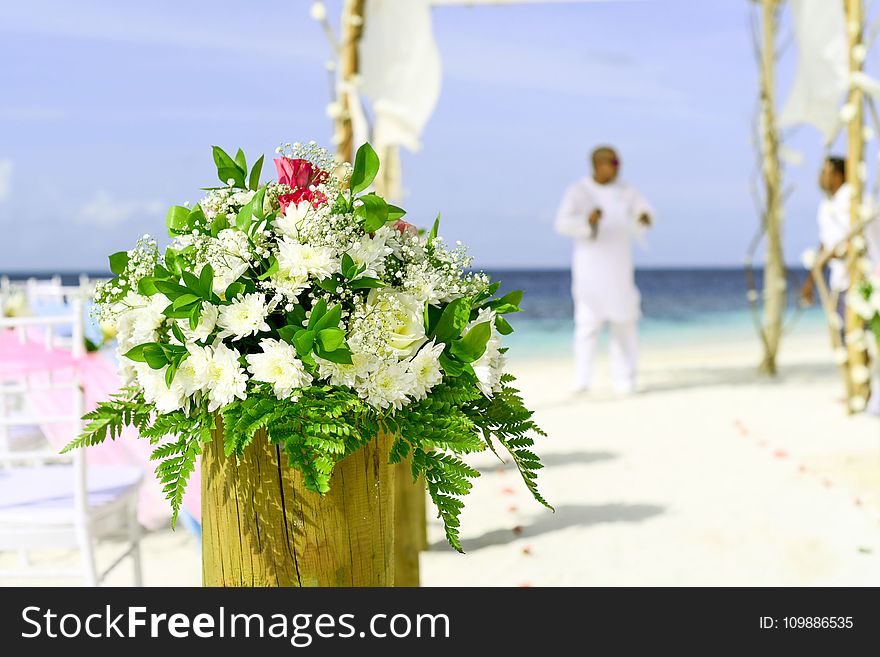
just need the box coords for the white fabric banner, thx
[778,0,848,144]
[359,0,442,153]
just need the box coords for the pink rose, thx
[274,157,328,188]
[392,219,417,236]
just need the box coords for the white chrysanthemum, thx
[268,269,311,302]
[467,308,505,398]
[273,201,310,240]
[178,303,218,343]
[277,238,337,280]
[358,360,415,411]
[316,352,380,388]
[217,293,272,340]
[348,231,393,278]
[172,344,213,398]
[115,292,168,351]
[246,338,313,399]
[849,395,867,412]
[407,340,445,400]
[200,343,248,412]
[212,259,249,297]
[135,364,186,414]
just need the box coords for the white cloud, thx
[78,191,164,228]
[0,160,11,203]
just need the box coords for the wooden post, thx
[758,0,786,375]
[393,461,427,587]
[844,0,871,405]
[202,422,394,587]
[336,0,366,164]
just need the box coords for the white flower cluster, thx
[96,142,509,417]
[848,260,880,323]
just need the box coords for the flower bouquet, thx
[65,141,549,584]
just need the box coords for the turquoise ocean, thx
[4,268,827,360]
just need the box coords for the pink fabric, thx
[0,329,202,528]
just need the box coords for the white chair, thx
[0,301,143,586]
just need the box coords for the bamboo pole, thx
[202,422,394,587]
[336,0,366,165]
[844,0,871,406]
[757,0,786,375]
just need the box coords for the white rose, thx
[367,289,426,358]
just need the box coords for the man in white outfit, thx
[555,146,653,394]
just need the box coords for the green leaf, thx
[142,344,169,369]
[122,344,149,362]
[251,186,266,221]
[293,329,315,356]
[350,277,386,290]
[349,142,380,194]
[439,352,464,377]
[212,146,246,188]
[257,257,278,280]
[189,303,202,330]
[234,148,247,174]
[450,321,491,363]
[224,281,245,300]
[171,322,187,344]
[315,277,339,293]
[355,193,389,233]
[164,249,183,278]
[166,206,191,235]
[317,327,345,352]
[199,264,214,298]
[307,299,328,330]
[137,277,158,296]
[172,293,200,309]
[235,199,253,232]
[286,306,307,328]
[428,213,440,245]
[317,348,353,365]
[313,303,342,332]
[248,154,264,191]
[154,280,190,300]
[387,204,406,221]
[433,297,472,343]
[109,251,129,276]
[495,315,514,335]
[182,270,200,292]
[210,213,228,237]
[277,326,298,345]
[341,253,356,280]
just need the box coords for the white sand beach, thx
[2,325,878,587]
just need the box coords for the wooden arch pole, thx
[844,0,871,406]
[336,0,366,165]
[758,0,785,375]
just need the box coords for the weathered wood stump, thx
[202,424,394,587]
[393,462,427,587]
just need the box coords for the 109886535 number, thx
[782,617,853,629]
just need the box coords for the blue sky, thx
[0,0,871,271]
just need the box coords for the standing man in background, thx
[800,156,851,319]
[555,146,654,395]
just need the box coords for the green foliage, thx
[63,391,212,527]
[349,142,380,194]
[212,145,247,188]
[62,387,152,452]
